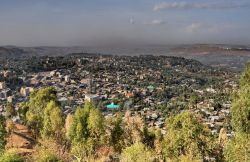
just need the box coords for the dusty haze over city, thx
[0,0,250,47]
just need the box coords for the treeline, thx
[0,67,250,161]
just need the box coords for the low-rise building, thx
[20,87,34,97]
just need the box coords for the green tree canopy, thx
[231,64,250,134]
[25,87,58,136]
[41,100,64,139]
[70,140,94,162]
[121,142,155,162]
[224,133,250,162]
[0,150,24,162]
[87,107,104,141]
[5,102,16,118]
[225,63,250,162]
[231,85,250,134]
[68,101,105,143]
[110,114,124,152]
[68,101,106,160]
[0,116,6,153]
[68,106,89,143]
[18,102,29,121]
[33,147,63,162]
[162,111,215,161]
[240,62,250,87]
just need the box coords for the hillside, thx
[1,44,250,71]
[0,47,26,59]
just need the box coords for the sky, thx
[0,0,250,46]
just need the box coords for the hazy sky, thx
[0,0,250,46]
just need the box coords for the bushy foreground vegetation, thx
[0,65,250,162]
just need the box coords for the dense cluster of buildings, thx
[0,54,238,136]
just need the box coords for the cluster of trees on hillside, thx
[224,63,250,162]
[0,67,249,161]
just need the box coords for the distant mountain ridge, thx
[1,44,250,71]
[0,46,89,58]
[172,44,250,56]
[0,47,26,58]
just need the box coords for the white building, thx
[0,82,6,90]
[206,87,216,93]
[85,94,100,106]
[20,87,34,97]
[65,75,71,83]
